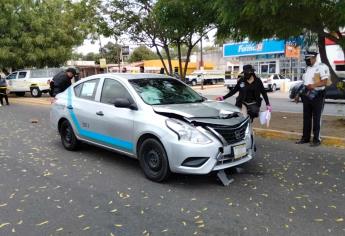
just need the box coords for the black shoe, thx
[310,141,321,147]
[295,139,309,144]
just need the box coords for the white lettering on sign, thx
[238,43,263,53]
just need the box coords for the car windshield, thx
[129,78,204,105]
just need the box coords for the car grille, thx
[207,120,248,145]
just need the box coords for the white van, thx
[6,68,63,97]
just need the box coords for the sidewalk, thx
[8,94,345,148]
[252,111,345,148]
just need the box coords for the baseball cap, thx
[66,67,77,76]
[305,51,318,59]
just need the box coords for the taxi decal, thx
[67,88,133,151]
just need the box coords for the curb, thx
[193,84,225,90]
[254,128,345,149]
[10,98,51,106]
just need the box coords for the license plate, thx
[233,144,247,159]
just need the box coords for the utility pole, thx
[200,37,204,90]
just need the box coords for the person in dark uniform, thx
[216,64,271,122]
[0,75,9,106]
[50,68,76,97]
[295,51,330,147]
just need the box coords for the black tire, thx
[211,79,216,85]
[139,138,171,182]
[271,84,277,92]
[60,120,79,151]
[15,92,25,97]
[191,80,197,86]
[30,87,42,97]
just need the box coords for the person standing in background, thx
[295,51,330,147]
[0,75,10,106]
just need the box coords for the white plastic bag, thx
[259,110,271,127]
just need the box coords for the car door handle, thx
[67,105,73,110]
[96,111,104,116]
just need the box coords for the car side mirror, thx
[114,98,137,110]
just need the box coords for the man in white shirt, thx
[296,51,330,147]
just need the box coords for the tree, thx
[0,0,96,70]
[214,0,345,82]
[100,42,122,64]
[128,45,159,63]
[105,0,216,79]
[153,0,216,79]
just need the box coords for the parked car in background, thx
[289,78,345,100]
[186,70,225,86]
[260,74,290,92]
[224,72,242,90]
[6,68,63,97]
[51,73,255,182]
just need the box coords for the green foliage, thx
[215,0,345,46]
[106,0,216,78]
[128,45,159,63]
[215,0,345,80]
[0,0,95,69]
[101,42,122,64]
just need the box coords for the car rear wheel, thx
[191,80,197,86]
[271,84,277,92]
[30,87,42,97]
[60,120,79,151]
[139,138,170,182]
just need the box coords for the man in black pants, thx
[0,75,9,106]
[295,51,329,147]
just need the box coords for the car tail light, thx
[47,79,51,85]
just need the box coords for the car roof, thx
[106,73,173,80]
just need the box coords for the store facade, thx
[223,39,305,80]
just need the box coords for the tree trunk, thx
[154,44,168,75]
[177,41,183,80]
[183,46,193,81]
[318,33,338,83]
[161,45,173,75]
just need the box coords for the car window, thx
[129,78,204,105]
[18,72,27,79]
[78,79,99,100]
[7,72,17,80]
[101,78,133,104]
[273,75,279,80]
[74,83,83,97]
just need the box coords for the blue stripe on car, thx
[67,88,133,151]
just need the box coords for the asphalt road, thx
[0,104,344,236]
[195,86,345,116]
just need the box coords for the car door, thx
[94,78,135,154]
[6,72,18,91]
[69,78,101,142]
[272,74,280,88]
[16,71,29,91]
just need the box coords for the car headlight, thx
[166,118,212,144]
[245,122,251,137]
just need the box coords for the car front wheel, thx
[30,87,42,97]
[60,120,79,151]
[139,138,170,182]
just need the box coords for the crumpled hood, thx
[152,101,247,126]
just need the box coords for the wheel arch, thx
[58,117,69,134]
[136,133,164,157]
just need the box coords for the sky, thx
[75,29,217,55]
